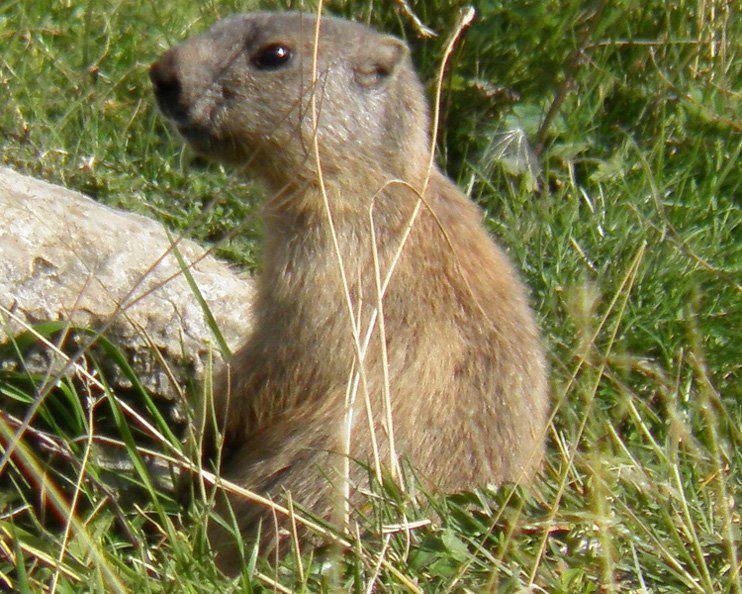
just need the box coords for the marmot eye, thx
[252,43,292,70]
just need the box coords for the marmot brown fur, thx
[150,11,548,573]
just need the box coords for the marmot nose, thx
[150,53,188,123]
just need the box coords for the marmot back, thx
[151,11,548,574]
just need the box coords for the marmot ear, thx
[354,36,408,88]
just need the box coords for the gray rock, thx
[0,167,254,414]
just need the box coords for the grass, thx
[1,0,741,591]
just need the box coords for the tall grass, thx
[1,0,740,591]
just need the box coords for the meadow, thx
[1,0,740,591]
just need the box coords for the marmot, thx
[150,11,548,573]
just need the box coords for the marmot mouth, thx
[177,124,210,141]
[176,124,248,164]
[176,124,222,154]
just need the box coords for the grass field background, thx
[1,0,741,591]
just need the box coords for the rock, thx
[0,167,254,414]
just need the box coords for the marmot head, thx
[150,12,430,191]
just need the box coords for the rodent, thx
[150,11,548,574]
